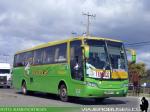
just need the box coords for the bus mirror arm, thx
[81,44,89,59]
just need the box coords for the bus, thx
[0,63,11,88]
[12,36,136,102]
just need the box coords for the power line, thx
[124,40,150,48]
[126,43,150,46]
[125,44,150,48]
[126,41,150,46]
[82,12,96,36]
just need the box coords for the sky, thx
[0,0,150,68]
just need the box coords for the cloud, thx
[0,0,150,67]
[137,51,150,68]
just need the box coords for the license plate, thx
[104,91,114,95]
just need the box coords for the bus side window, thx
[14,53,25,67]
[43,46,55,64]
[33,49,44,65]
[14,52,34,67]
[14,54,19,67]
[70,40,84,81]
[54,48,59,62]
[25,51,34,65]
[32,43,67,65]
[54,43,67,63]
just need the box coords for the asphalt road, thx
[0,88,150,112]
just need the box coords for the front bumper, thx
[0,80,11,87]
[81,86,128,98]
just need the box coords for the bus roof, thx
[15,36,122,54]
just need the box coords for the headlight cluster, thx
[86,81,98,87]
[123,84,128,87]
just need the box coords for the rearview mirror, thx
[131,51,136,63]
[126,49,136,63]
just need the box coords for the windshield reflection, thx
[107,41,127,71]
[86,39,127,71]
[85,39,127,79]
[88,47,107,69]
[86,40,109,70]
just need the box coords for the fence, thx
[128,86,150,97]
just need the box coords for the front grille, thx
[0,76,7,83]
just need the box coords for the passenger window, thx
[33,49,44,65]
[25,52,34,65]
[43,47,55,64]
[54,43,67,63]
[14,53,25,67]
[43,43,67,64]
[14,54,19,67]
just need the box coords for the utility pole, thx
[82,12,96,36]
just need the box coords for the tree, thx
[128,61,147,82]
[146,69,150,77]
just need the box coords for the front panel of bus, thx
[82,39,128,97]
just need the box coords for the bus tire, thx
[59,84,68,102]
[21,81,27,95]
[94,98,105,103]
[7,86,10,88]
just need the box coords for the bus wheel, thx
[94,98,105,103]
[21,81,27,95]
[7,86,10,88]
[59,84,68,102]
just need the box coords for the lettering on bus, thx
[95,70,110,79]
[32,70,48,75]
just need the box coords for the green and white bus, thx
[12,36,136,102]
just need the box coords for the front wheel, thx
[7,86,10,88]
[59,84,68,102]
[94,98,105,103]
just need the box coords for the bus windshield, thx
[107,41,127,71]
[85,39,127,79]
[86,40,108,70]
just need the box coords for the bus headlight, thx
[86,81,98,87]
[123,84,128,87]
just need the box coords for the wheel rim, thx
[22,83,26,94]
[61,88,67,98]
[60,85,68,101]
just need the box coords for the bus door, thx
[70,40,84,96]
